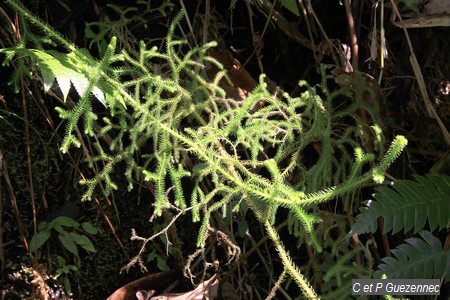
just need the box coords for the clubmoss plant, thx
[1,0,408,297]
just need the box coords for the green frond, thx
[350,174,450,235]
[375,231,449,281]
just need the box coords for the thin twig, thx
[20,74,37,262]
[0,151,29,252]
[298,0,317,59]
[344,0,359,70]
[266,268,288,300]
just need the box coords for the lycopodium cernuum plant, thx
[1,0,407,298]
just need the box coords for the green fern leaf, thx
[350,175,450,235]
[375,231,449,281]
[0,47,105,104]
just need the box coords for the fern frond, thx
[350,174,450,235]
[374,231,449,281]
